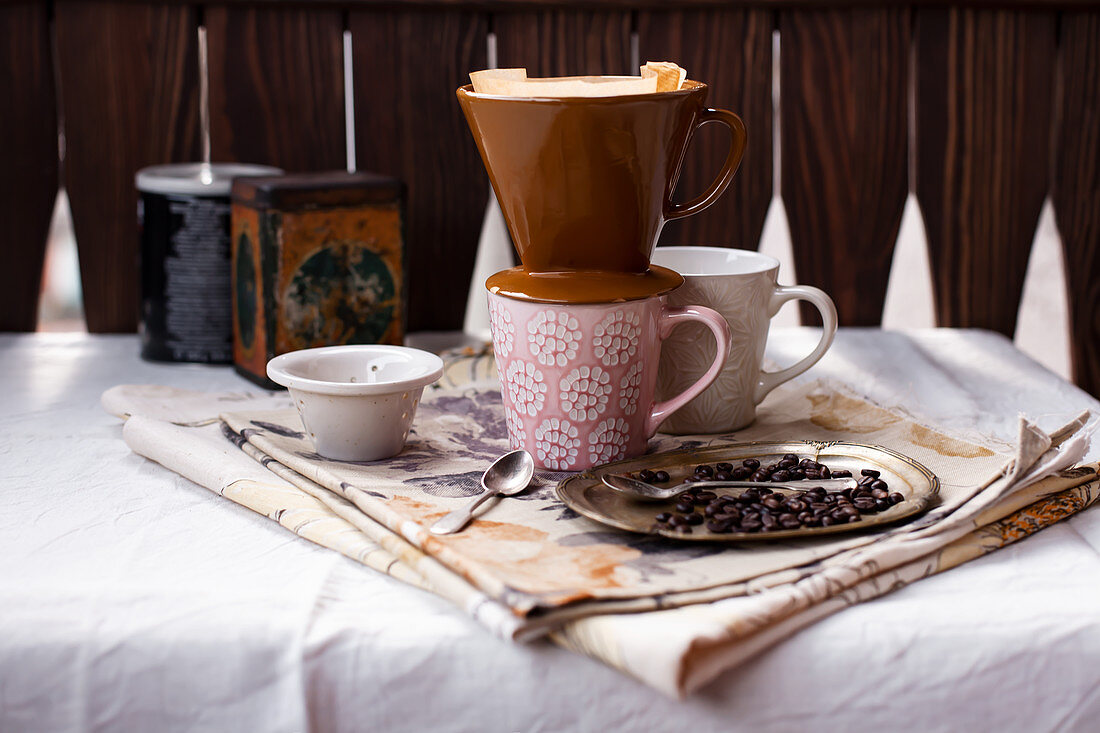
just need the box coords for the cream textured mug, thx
[651,247,837,434]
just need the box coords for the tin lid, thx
[135,163,283,196]
[230,170,404,210]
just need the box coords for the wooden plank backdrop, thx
[915,7,1057,337]
[54,0,201,333]
[206,5,346,171]
[1052,11,1100,397]
[780,7,909,326]
[350,8,489,331]
[5,0,1100,398]
[0,0,56,331]
[637,8,774,252]
[493,9,632,76]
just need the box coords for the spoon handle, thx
[430,489,500,535]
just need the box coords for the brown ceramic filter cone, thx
[456,80,747,303]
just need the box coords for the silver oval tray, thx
[556,440,939,541]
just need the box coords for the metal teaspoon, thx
[601,473,858,502]
[430,449,536,535]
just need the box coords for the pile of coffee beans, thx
[638,455,904,535]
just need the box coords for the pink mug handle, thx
[646,305,732,437]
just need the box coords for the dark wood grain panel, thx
[637,8,773,251]
[350,9,488,331]
[56,1,200,332]
[0,1,57,331]
[1052,12,1100,397]
[135,0,1100,10]
[493,9,631,76]
[780,8,909,326]
[915,8,1056,336]
[206,5,345,171]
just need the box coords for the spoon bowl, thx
[430,450,535,534]
[601,473,858,502]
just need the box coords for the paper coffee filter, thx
[469,63,686,97]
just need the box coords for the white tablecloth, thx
[2,329,1099,732]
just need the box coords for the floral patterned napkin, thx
[104,352,1097,696]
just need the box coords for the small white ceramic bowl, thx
[267,345,444,462]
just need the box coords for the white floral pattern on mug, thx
[534,418,580,470]
[505,360,547,417]
[504,406,527,450]
[593,310,640,367]
[587,417,630,465]
[489,298,515,358]
[528,310,581,367]
[559,366,611,422]
[619,362,643,415]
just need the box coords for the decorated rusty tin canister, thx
[230,171,406,387]
[136,163,282,363]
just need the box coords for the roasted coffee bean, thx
[871,488,888,499]
[761,514,777,529]
[846,514,862,523]
[670,514,690,527]
[706,520,732,533]
[821,515,836,526]
[797,511,813,522]
[780,516,801,529]
[638,469,656,482]
[804,516,822,527]
[731,467,751,480]
[778,459,796,470]
[853,498,876,511]
[787,499,807,513]
[716,462,733,473]
[820,466,831,478]
[676,525,693,533]
[704,503,722,517]
[714,471,732,481]
[694,491,717,503]
[655,512,672,523]
[686,513,704,525]
[871,479,888,491]
[695,464,714,478]
[771,470,790,482]
[831,469,851,478]
[756,487,774,495]
[675,501,695,513]
[653,470,670,483]
[784,453,798,462]
[857,475,876,487]
[742,458,761,470]
[875,499,890,511]
[889,492,904,505]
[789,469,806,480]
[762,497,781,511]
[861,469,881,478]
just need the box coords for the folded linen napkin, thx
[104,364,1097,695]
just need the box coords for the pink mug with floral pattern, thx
[487,291,731,471]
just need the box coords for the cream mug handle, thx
[753,285,837,405]
[646,305,733,437]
